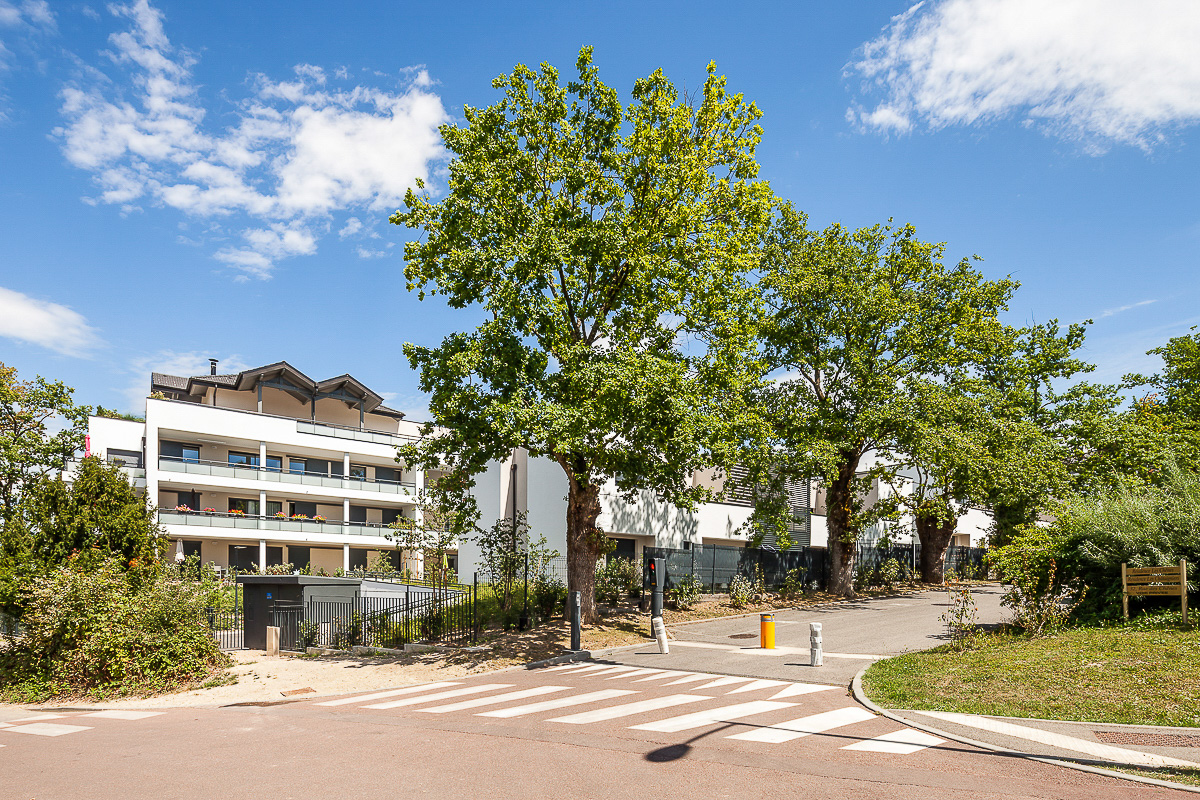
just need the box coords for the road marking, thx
[668,640,882,659]
[842,728,945,754]
[549,695,711,724]
[662,674,715,686]
[727,707,876,743]
[633,671,691,682]
[4,723,93,737]
[605,669,664,680]
[417,686,569,713]
[365,684,514,710]
[82,710,165,720]
[0,722,11,729]
[727,679,788,695]
[587,666,641,677]
[914,711,1200,768]
[694,676,754,691]
[770,683,838,700]
[559,664,622,676]
[317,683,462,706]
[9,714,70,722]
[478,690,637,718]
[543,664,589,672]
[630,701,796,733]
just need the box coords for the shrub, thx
[595,557,640,605]
[780,567,808,599]
[667,573,701,610]
[534,576,566,619]
[877,558,902,591]
[0,558,230,701]
[728,574,757,609]
[939,581,978,647]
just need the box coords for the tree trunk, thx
[563,467,605,624]
[824,453,861,598]
[915,504,957,584]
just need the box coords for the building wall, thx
[87,416,143,460]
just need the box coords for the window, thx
[266,501,283,516]
[176,491,200,509]
[350,464,367,481]
[107,448,142,468]
[228,452,259,468]
[228,498,259,516]
[289,458,306,475]
[161,441,200,463]
[265,455,282,472]
[181,445,200,463]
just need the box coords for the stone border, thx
[850,665,1200,795]
[524,641,652,669]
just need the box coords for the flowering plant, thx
[203,507,217,513]
[290,514,308,520]
[228,509,245,516]
[313,515,327,523]
[274,511,287,518]
[174,505,192,512]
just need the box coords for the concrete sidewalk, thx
[607,584,1005,686]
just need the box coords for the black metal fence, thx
[643,541,987,593]
[643,544,830,593]
[274,590,476,652]
[204,583,245,650]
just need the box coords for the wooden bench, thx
[1122,560,1188,623]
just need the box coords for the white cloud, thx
[55,0,447,278]
[0,285,101,356]
[355,246,387,259]
[123,349,251,411]
[848,0,1200,151]
[1099,299,1157,319]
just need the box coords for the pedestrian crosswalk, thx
[0,709,165,745]
[313,664,947,757]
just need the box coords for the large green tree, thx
[394,49,773,621]
[758,206,1016,596]
[0,362,89,524]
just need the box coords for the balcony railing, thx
[296,420,417,445]
[159,509,394,538]
[158,456,416,494]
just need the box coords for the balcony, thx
[159,509,393,538]
[158,456,416,495]
[296,419,417,445]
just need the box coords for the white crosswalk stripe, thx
[727,707,876,743]
[770,683,838,700]
[549,694,711,724]
[604,669,664,680]
[588,666,640,677]
[693,676,754,691]
[633,670,691,682]
[630,701,796,733]
[477,689,637,718]
[727,679,788,695]
[364,684,514,710]
[5,723,93,737]
[82,710,165,720]
[417,686,569,713]
[842,728,945,754]
[662,674,718,686]
[318,683,461,706]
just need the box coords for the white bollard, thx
[652,615,670,654]
[809,622,823,667]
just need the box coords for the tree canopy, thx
[393,48,773,620]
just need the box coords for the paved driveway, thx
[613,584,1006,685]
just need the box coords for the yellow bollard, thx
[760,612,775,649]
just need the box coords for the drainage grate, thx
[1094,731,1200,748]
[728,633,758,639]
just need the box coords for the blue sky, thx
[1,0,1197,419]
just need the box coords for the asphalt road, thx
[614,584,1007,685]
[1,659,1186,800]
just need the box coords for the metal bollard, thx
[570,591,582,652]
[809,622,823,667]
[760,612,776,649]
[652,616,670,654]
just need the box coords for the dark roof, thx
[149,360,404,418]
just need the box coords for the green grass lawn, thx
[862,624,1200,727]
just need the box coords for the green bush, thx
[666,573,701,610]
[780,567,808,599]
[0,558,230,701]
[992,467,1200,623]
[534,576,566,619]
[728,574,757,609]
[595,558,640,605]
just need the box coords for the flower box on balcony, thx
[174,505,192,513]
[203,508,217,514]
[228,509,245,516]
[313,515,327,523]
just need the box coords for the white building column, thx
[343,451,351,476]
[259,490,267,518]
[259,440,267,466]
[343,498,350,524]
[343,543,350,573]
[258,539,267,574]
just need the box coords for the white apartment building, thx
[85,360,777,580]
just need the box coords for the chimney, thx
[209,358,219,375]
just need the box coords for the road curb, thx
[524,642,652,669]
[850,665,1200,795]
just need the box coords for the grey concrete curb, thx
[850,665,1200,795]
[664,587,939,629]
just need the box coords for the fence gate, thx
[271,600,303,652]
[205,583,246,650]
